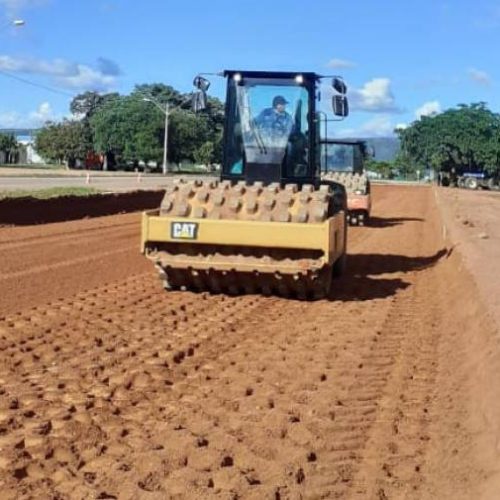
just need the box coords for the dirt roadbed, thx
[0,185,500,499]
[0,190,164,226]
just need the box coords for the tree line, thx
[34,84,225,169]
[397,103,500,174]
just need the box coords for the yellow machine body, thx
[141,210,345,275]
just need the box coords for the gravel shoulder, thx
[436,187,500,330]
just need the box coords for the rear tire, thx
[465,177,478,190]
[487,178,498,190]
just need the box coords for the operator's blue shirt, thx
[255,108,294,139]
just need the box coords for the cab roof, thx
[223,70,320,81]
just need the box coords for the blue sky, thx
[0,0,499,137]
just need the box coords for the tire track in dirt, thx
[0,185,494,499]
[1,244,137,281]
[0,220,137,252]
[0,213,149,315]
[0,275,280,499]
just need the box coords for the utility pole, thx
[163,102,169,175]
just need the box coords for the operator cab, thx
[193,70,349,186]
[321,139,368,175]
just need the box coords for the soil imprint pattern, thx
[0,185,496,499]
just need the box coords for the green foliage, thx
[0,134,21,163]
[70,91,119,119]
[132,83,184,107]
[365,158,394,178]
[38,83,225,169]
[90,94,164,163]
[168,111,212,164]
[0,187,100,200]
[35,120,91,165]
[90,84,223,166]
[397,103,500,173]
[194,141,215,165]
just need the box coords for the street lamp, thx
[2,19,25,30]
[143,97,169,175]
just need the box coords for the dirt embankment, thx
[0,185,499,498]
[0,190,164,226]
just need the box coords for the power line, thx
[0,68,75,97]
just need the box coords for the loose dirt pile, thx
[0,185,499,499]
[0,190,164,226]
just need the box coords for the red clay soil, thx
[0,185,500,499]
[0,190,164,226]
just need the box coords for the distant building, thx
[18,140,43,164]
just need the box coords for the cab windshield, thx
[322,143,364,173]
[225,77,310,177]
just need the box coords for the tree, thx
[194,141,215,166]
[168,111,212,164]
[397,103,500,174]
[70,91,119,119]
[0,134,20,164]
[34,82,226,169]
[365,158,394,178]
[35,120,91,166]
[90,94,165,164]
[132,83,184,108]
[90,91,220,166]
[70,91,119,169]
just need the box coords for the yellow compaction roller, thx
[141,70,350,299]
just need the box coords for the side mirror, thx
[192,75,211,112]
[332,77,347,94]
[332,95,349,117]
[193,75,211,92]
[192,91,207,112]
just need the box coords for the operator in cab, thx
[255,95,294,141]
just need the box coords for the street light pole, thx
[142,97,170,175]
[163,102,169,175]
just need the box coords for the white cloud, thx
[55,64,117,91]
[0,0,48,14]
[468,67,491,86]
[415,100,441,119]
[326,58,356,70]
[349,78,401,113]
[29,101,54,122]
[0,55,77,76]
[395,122,408,130]
[0,101,62,128]
[0,54,120,91]
[336,115,398,138]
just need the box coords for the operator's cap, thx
[273,95,289,106]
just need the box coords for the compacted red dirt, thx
[1,185,500,499]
